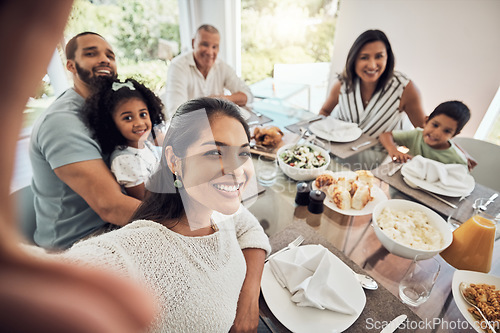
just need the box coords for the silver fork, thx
[265,235,305,263]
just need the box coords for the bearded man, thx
[29,32,141,250]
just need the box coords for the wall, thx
[329,0,500,137]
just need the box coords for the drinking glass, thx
[399,255,440,307]
[256,155,278,186]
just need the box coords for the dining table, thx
[244,100,500,333]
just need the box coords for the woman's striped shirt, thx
[333,71,414,137]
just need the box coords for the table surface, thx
[246,106,500,333]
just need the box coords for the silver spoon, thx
[473,193,498,211]
[459,282,497,332]
[354,272,378,290]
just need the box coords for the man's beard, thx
[75,61,117,86]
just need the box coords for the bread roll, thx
[332,187,351,210]
[351,184,372,210]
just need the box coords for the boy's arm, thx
[379,132,412,163]
[453,143,478,171]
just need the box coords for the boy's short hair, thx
[428,101,471,135]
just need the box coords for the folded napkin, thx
[268,245,356,315]
[401,155,472,194]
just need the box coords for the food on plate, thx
[336,177,353,192]
[315,173,334,189]
[331,187,351,210]
[355,170,374,187]
[462,283,500,332]
[279,145,327,169]
[377,208,444,250]
[351,184,371,210]
[252,126,284,148]
[315,171,374,210]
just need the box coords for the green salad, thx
[280,145,327,169]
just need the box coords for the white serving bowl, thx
[276,143,330,181]
[371,199,453,260]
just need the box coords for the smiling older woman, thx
[319,29,426,137]
[62,97,271,332]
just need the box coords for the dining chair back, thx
[10,184,36,244]
[453,137,500,192]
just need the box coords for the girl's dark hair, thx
[428,100,471,135]
[340,29,395,93]
[131,97,250,225]
[82,77,165,155]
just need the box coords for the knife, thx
[380,314,407,333]
[387,163,403,177]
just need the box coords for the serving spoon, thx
[459,282,497,333]
[472,193,498,211]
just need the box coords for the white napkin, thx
[268,245,357,315]
[401,155,471,193]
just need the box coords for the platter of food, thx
[312,170,388,216]
[250,126,298,159]
[452,270,500,332]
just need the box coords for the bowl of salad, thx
[277,143,330,181]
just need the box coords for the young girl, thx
[83,77,165,200]
[63,97,270,332]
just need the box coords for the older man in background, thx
[163,24,253,117]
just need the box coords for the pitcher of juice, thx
[440,198,498,273]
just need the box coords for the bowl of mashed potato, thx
[372,199,453,259]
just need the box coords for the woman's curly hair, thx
[82,77,165,155]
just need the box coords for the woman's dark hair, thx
[428,100,471,135]
[82,77,165,155]
[340,29,395,93]
[130,97,250,225]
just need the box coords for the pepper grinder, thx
[295,182,311,206]
[308,190,326,214]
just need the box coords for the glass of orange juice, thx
[440,198,499,273]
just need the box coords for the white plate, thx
[261,245,366,333]
[402,173,475,198]
[311,170,389,216]
[238,106,252,120]
[309,118,362,143]
[452,270,500,332]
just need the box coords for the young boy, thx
[379,100,471,166]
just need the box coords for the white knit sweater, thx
[62,205,271,332]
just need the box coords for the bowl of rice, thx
[372,199,453,260]
[277,143,330,181]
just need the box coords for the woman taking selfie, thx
[63,97,270,332]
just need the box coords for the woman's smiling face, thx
[177,114,254,215]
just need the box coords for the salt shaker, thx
[308,190,326,214]
[295,182,310,206]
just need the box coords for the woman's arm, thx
[230,248,266,333]
[400,80,426,128]
[125,184,146,201]
[319,81,341,117]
